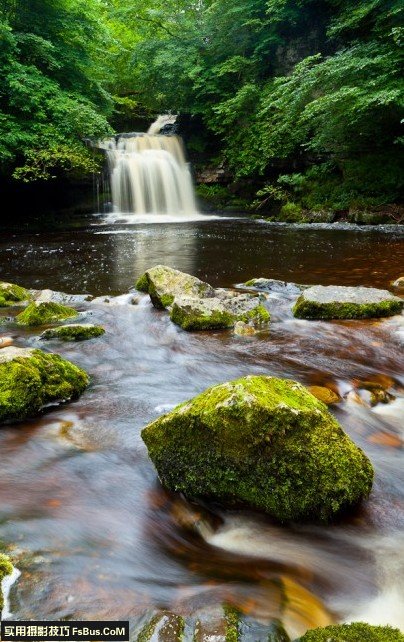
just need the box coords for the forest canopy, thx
[0,0,403,211]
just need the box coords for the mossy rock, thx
[0,282,31,307]
[297,622,404,642]
[0,553,13,611]
[293,286,403,320]
[41,324,105,341]
[135,265,215,309]
[170,296,269,331]
[137,611,185,642]
[0,347,89,424]
[16,301,79,326]
[142,375,373,522]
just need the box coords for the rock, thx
[0,554,13,611]
[307,386,340,405]
[194,605,240,642]
[16,302,79,326]
[30,289,92,305]
[41,324,105,341]
[136,265,215,309]
[234,321,256,336]
[293,285,403,320]
[141,375,373,523]
[137,611,185,642]
[0,282,32,307]
[298,622,404,642]
[171,295,269,331]
[391,276,404,292]
[244,278,307,296]
[0,337,13,348]
[0,347,89,424]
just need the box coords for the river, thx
[0,215,403,638]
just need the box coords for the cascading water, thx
[99,118,198,217]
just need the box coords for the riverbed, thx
[0,216,403,637]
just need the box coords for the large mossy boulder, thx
[298,623,404,642]
[41,324,105,341]
[16,301,79,326]
[0,553,13,611]
[136,265,215,309]
[0,347,89,423]
[293,286,403,320]
[0,282,31,307]
[142,376,373,522]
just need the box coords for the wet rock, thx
[30,289,92,305]
[171,295,269,331]
[137,611,185,642]
[16,302,79,326]
[391,276,404,292]
[194,605,239,642]
[243,278,307,296]
[298,622,404,642]
[307,386,340,405]
[41,324,105,341]
[293,285,403,320]
[0,336,13,348]
[0,347,89,424]
[136,265,215,309]
[0,553,13,611]
[234,321,257,336]
[141,375,373,523]
[0,282,32,307]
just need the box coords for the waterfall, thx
[99,128,198,217]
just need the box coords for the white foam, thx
[1,567,21,620]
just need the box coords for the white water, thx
[1,567,21,620]
[100,127,198,217]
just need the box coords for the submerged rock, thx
[0,347,89,423]
[41,324,105,341]
[0,282,32,307]
[137,611,185,642]
[298,622,404,642]
[307,386,340,405]
[391,276,404,292]
[30,288,92,305]
[293,285,403,320]
[142,375,373,522]
[243,278,307,296]
[136,265,215,309]
[234,321,257,336]
[137,265,270,331]
[16,302,79,326]
[0,553,13,611]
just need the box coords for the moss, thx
[0,348,89,424]
[16,301,78,326]
[41,324,105,341]
[0,553,13,611]
[0,282,31,307]
[293,296,403,320]
[298,622,404,642]
[279,203,309,223]
[224,606,240,642]
[141,376,374,523]
[137,612,185,642]
[244,279,258,287]
[135,273,150,293]
[170,303,235,331]
[239,304,270,326]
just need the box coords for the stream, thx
[0,215,403,637]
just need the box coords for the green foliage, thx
[196,184,231,208]
[298,622,404,642]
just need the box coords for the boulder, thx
[0,347,89,423]
[293,285,403,320]
[244,278,307,296]
[141,375,373,522]
[0,282,31,307]
[16,302,79,326]
[137,612,185,642]
[41,324,105,341]
[30,288,92,305]
[136,265,215,309]
[298,623,404,642]
[0,554,13,611]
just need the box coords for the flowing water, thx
[0,217,403,637]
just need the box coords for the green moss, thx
[293,297,403,320]
[170,303,235,330]
[41,324,105,341]
[0,553,13,611]
[239,304,270,325]
[141,376,373,523]
[16,301,78,326]
[0,349,89,423]
[279,203,309,223]
[137,612,185,642]
[0,282,31,307]
[135,273,150,293]
[298,622,404,642]
[244,279,258,287]
[224,606,240,642]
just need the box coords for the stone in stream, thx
[293,285,403,320]
[307,386,340,405]
[137,611,185,642]
[30,288,93,305]
[298,623,404,642]
[243,278,308,296]
[16,301,79,326]
[141,375,373,523]
[40,324,105,341]
[0,282,32,307]
[0,347,89,424]
[391,276,404,292]
[136,265,270,331]
[0,554,13,611]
